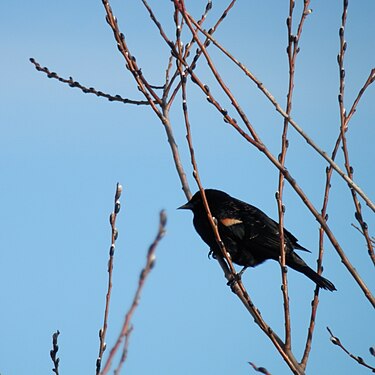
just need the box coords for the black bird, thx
[179,189,336,291]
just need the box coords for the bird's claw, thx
[208,249,217,260]
[226,266,247,286]
[227,272,242,286]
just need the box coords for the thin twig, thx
[96,183,123,375]
[29,58,150,105]
[101,0,192,198]
[50,330,60,375]
[181,10,375,212]
[175,9,292,365]
[327,327,375,372]
[177,23,303,372]
[302,78,346,368]
[174,3,375,308]
[302,5,375,364]
[175,7,236,279]
[100,210,167,375]
[351,223,375,245]
[279,0,311,356]
[345,69,375,125]
[141,0,174,52]
[138,1,192,200]
[282,0,320,367]
[278,0,312,351]
[113,326,134,375]
[166,0,237,110]
[102,0,162,106]
[336,0,375,266]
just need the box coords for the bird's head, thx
[178,189,229,212]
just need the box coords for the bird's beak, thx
[177,202,192,210]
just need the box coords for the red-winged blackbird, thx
[179,189,336,291]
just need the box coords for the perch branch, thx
[177,35,304,373]
[174,3,375,307]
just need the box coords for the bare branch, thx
[96,183,123,375]
[113,326,133,375]
[327,327,375,372]
[277,0,312,351]
[166,0,237,109]
[351,223,375,245]
[29,2,374,373]
[303,4,375,364]
[180,10,375,212]
[336,0,375,265]
[29,58,150,106]
[177,26,304,373]
[174,3,375,307]
[141,0,174,50]
[100,210,167,375]
[102,0,162,107]
[100,0,193,198]
[175,11,236,277]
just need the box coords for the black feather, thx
[179,189,336,291]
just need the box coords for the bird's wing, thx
[219,198,309,252]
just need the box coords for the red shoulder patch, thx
[220,218,243,227]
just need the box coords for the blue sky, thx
[1,1,374,374]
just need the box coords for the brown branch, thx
[302,160,332,365]
[32,1,238,204]
[351,223,375,245]
[177,28,304,374]
[100,210,167,375]
[345,69,375,125]
[96,183,123,375]
[141,1,236,201]
[301,283,320,367]
[101,0,192,199]
[177,4,261,144]
[141,0,175,52]
[302,9,375,364]
[29,58,150,105]
[302,90,346,367]
[176,11,235,277]
[327,327,375,372]
[282,0,321,367]
[166,0,237,110]
[181,11,375,212]
[174,3,375,308]
[50,330,60,375]
[278,0,312,359]
[174,11,296,368]
[102,0,162,107]
[113,326,133,375]
[277,0,312,351]
[336,0,375,265]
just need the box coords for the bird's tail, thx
[287,254,336,291]
[300,265,336,291]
